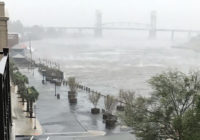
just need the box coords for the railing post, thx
[3,48,8,56]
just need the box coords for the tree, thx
[12,71,28,86]
[104,95,118,128]
[12,71,29,106]
[89,92,101,108]
[121,70,200,140]
[26,87,39,118]
[9,59,19,80]
[18,84,27,105]
[68,77,77,93]
[104,95,117,115]
[119,90,135,125]
[67,77,78,103]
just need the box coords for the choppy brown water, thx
[28,35,200,97]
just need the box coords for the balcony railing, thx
[0,48,12,140]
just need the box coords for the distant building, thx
[8,33,19,48]
[10,45,26,57]
[10,44,30,67]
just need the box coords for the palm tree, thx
[12,72,29,105]
[26,86,39,118]
[18,84,27,105]
[12,71,28,86]
[9,59,18,80]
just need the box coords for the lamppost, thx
[41,69,46,84]
[34,103,37,129]
[55,82,57,96]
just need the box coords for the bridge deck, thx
[52,27,200,33]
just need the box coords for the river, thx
[27,34,200,97]
[16,33,200,139]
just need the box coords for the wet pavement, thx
[17,68,134,140]
[11,83,43,137]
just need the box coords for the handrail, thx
[0,48,11,140]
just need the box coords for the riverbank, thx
[17,68,134,139]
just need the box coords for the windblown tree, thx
[122,70,200,140]
[89,92,101,108]
[12,71,29,105]
[18,84,27,105]
[119,90,135,124]
[26,87,39,118]
[9,59,19,80]
[12,71,28,86]
[89,92,101,114]
[68,77,78,103]
[104,95,118,128]
[68,77,77,93]
[104,95,117,115]
[116,89,132,111]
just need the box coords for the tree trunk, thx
[30,100,33,118]
[22,98,25,105]
[26,100,30,112]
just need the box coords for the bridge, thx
[49,11,200,40]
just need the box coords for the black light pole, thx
[55,82,57,96]
[34,103,37,129]
[43,73,45,81]
[42,70,45,84]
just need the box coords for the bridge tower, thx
[149,11,157,39]
[94,10,102,37]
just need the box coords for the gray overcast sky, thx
[3,0,200,29]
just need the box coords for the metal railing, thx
[0,48,12,140]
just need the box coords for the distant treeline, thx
[8,20,65,41]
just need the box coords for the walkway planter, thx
[68,91,77,104]
[116,105,125,111]
[103,112,110,120]
[69,98,77,104]
[91,108,100,114]
[103,113,117,128]
[68,91,76,98]
[105,118,116,129]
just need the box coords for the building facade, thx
[0,2,9,51]
[0,2,12,140]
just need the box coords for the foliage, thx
[121,70,200,140]
[68,77,77,92]
[12,71,29,86]
[118,90,135,126]
[9,59,19,79]
[26,86,39,102]
[89,92,101,108]
[104,95,117,114]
